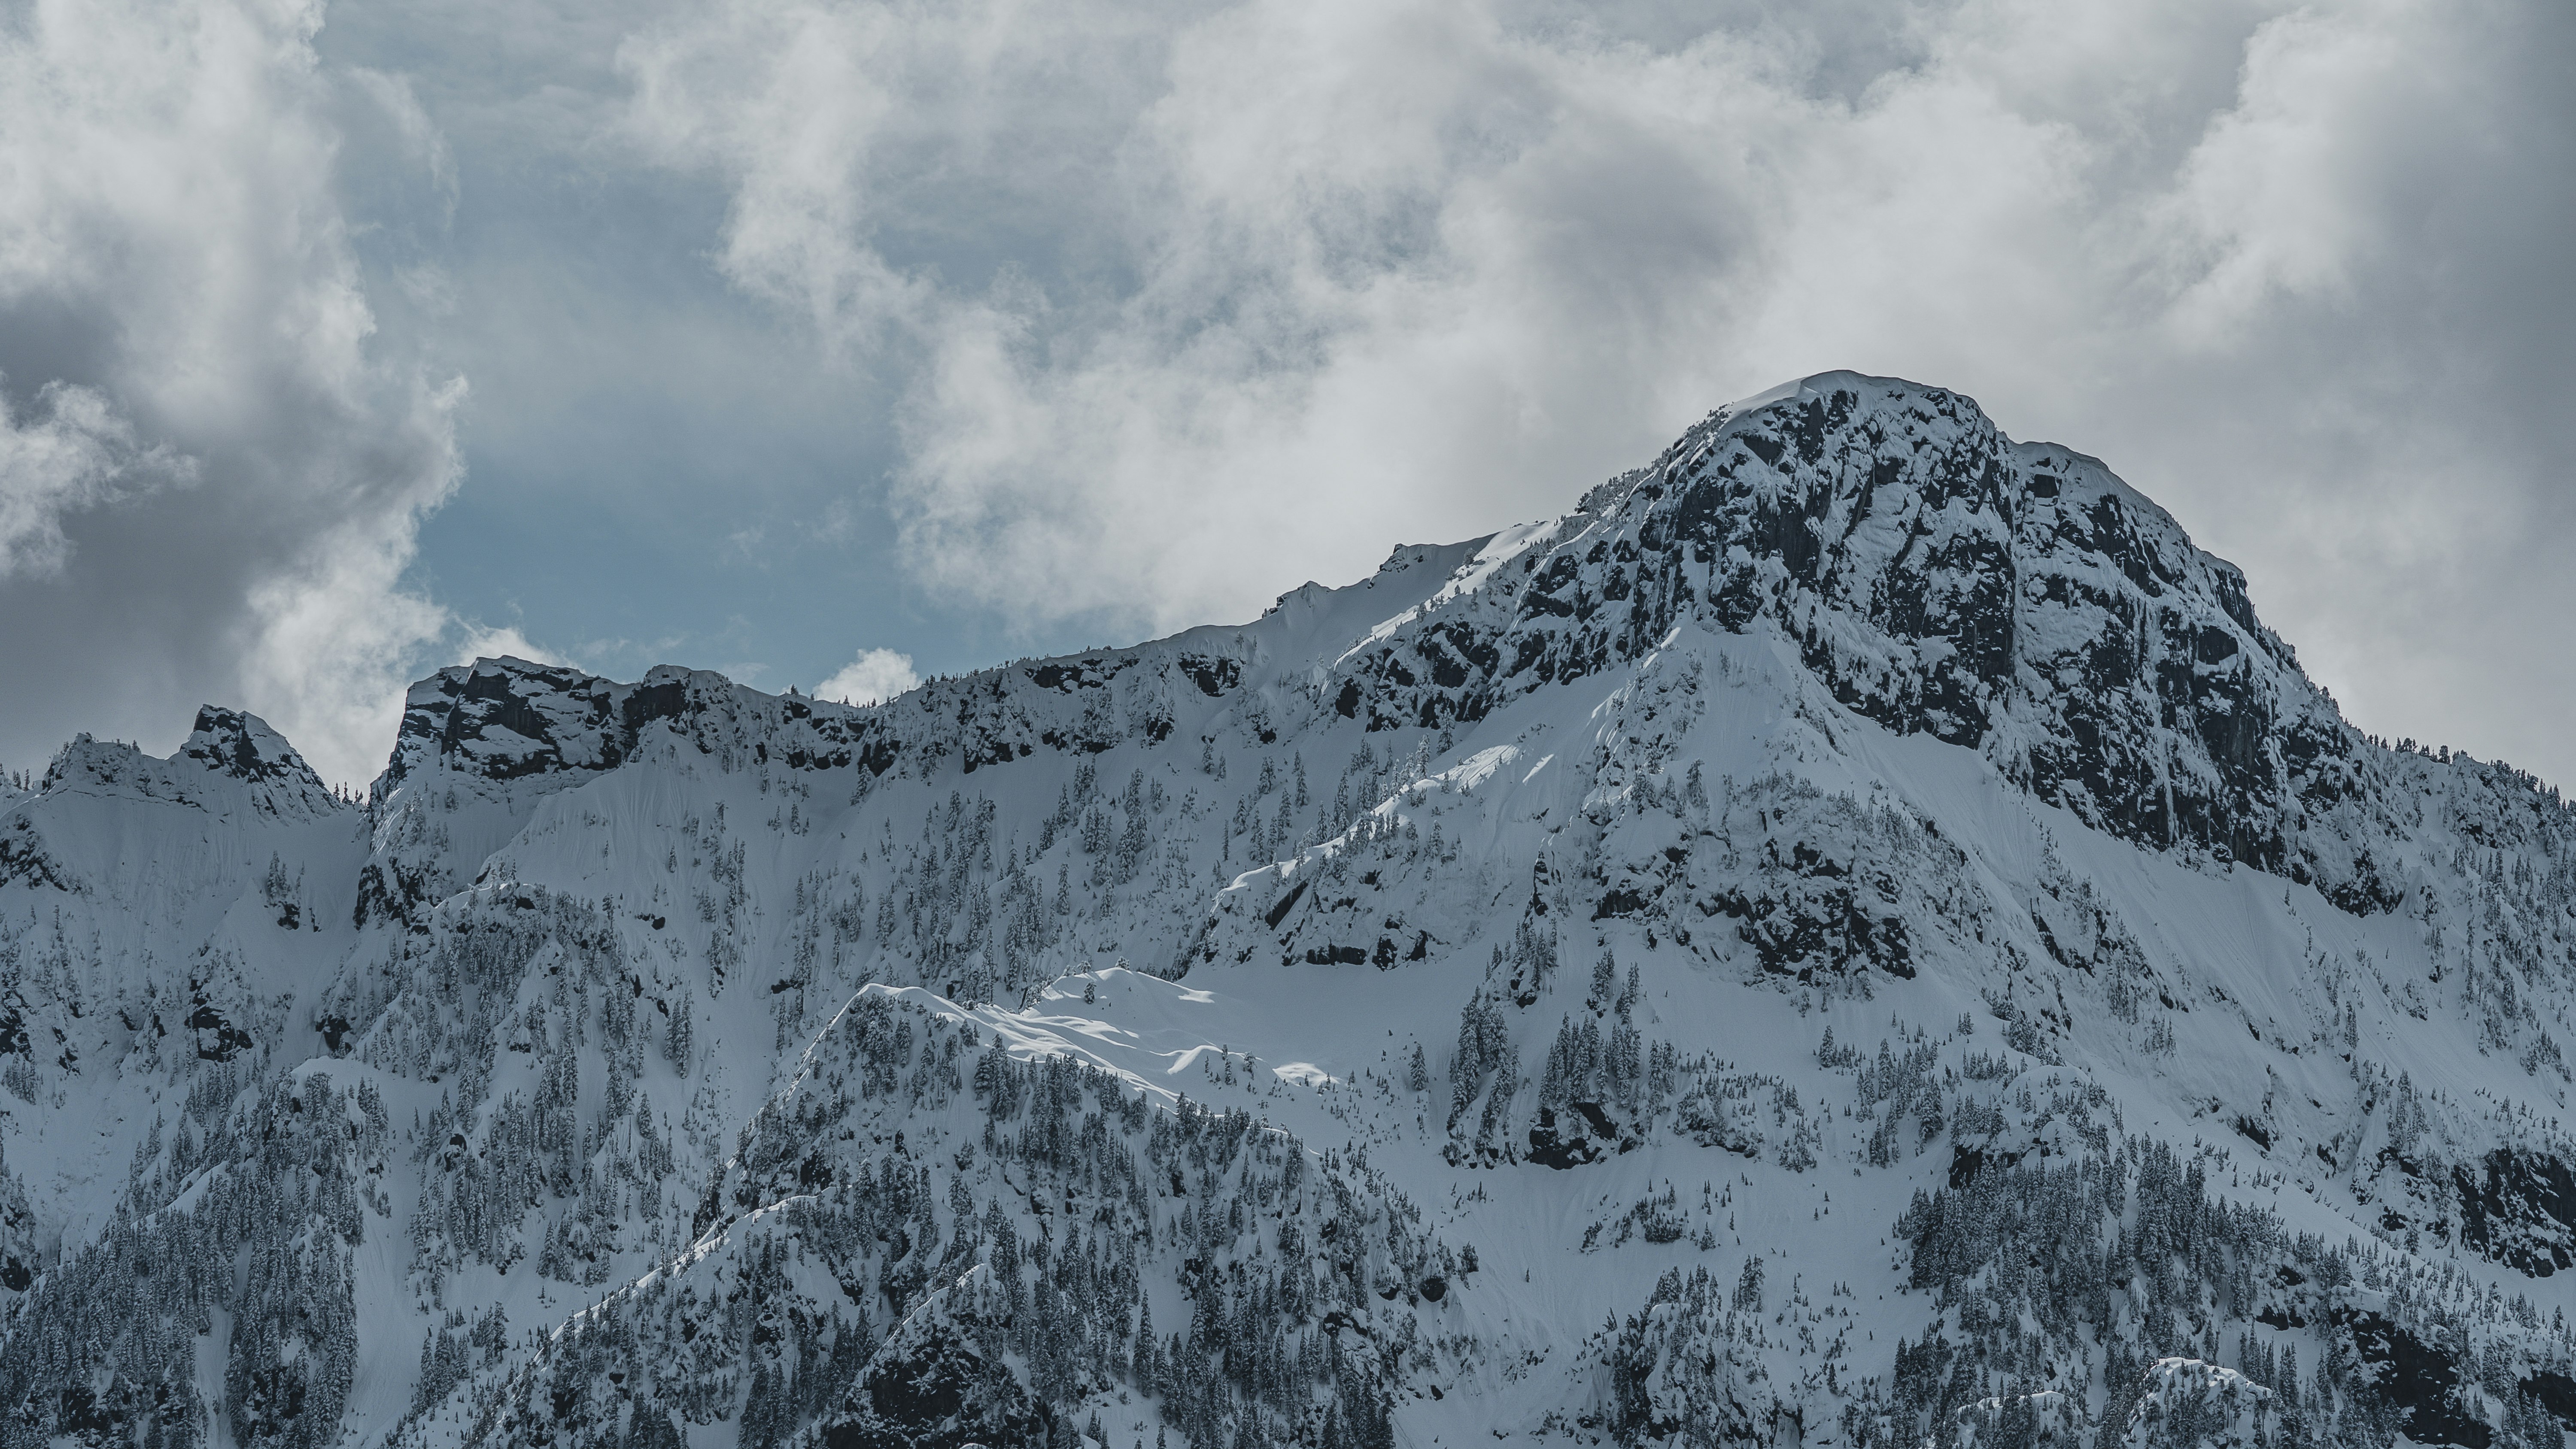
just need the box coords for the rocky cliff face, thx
[382,660,876,791]
[3,374,2575,1449]
[178,707,342,808]
[1334,374,2393,903]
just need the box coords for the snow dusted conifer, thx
[665,995,692,1076]
[1734,1256,1764,1313]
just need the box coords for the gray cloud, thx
[0,0,465,787]
[623,0,2576,779]
[6,0,2570,793]
[0,380,194,578]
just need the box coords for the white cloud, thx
[453,621,572,670]
[817,646,919,705]
[0,0,468,787]
[623,0,2576,781]
[616,0,2186,641]
[8,0,2570,791]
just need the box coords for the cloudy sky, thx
[1,0,2569,790]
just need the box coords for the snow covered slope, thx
[8,373,2576,1449]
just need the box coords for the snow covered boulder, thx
[2111,1359,2270,1448]
[1597,1266,1772,1446]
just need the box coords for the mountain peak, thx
[31,706,340,818]
[178,706,329,795]
[1319,371,2387,900]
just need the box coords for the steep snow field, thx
[7,374,2576,1449]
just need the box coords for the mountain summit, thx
[1332,373,2372,887]
[3,373,2571,1449]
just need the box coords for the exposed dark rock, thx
[177,707,329,796]
[2521,1370,2576,1428]
[2338,1308,2490,1448]
[1528,1102,1639,1168]
[2454,1149,2576,1277]
[817,1324,1045,1449]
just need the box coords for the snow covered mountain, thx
[6,371,2576,1449]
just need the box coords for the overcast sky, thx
[1,0,2570,790]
